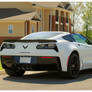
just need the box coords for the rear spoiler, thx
[3,39,57,43]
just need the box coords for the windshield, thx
[22,32,62,40]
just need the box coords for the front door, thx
[71,34,92,69]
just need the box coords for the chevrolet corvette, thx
[0,32,92,78]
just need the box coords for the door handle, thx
[77,44,80,46]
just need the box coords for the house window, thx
[8,24,13,34]
[61,11,64,23]
[40,26,42,31]
[61,24,64,31]
[32,25,34,33]
[66,13,69,23]
[40,10,42,18]
[66,25,69,32]
[56,10,59,21]
[56,24,58,31]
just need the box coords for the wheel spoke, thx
[69,55,80,76]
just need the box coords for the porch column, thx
[25,20,30,35]
[37,22,38,32]
[59,16,61,31]
[69,18,71,33]
[52,15,56,31]
[64,17,66,32]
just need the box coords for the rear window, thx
[23,32,62,40]
[62,34,74,42]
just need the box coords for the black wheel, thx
[67,53,80,79]
[5,68,25,77]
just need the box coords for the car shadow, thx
[3,69,92,84]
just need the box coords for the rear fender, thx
[57,42,82,72]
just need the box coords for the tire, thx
[5,68,25,77]
[67,53,80,79]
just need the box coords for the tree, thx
[71,2,84,32]
[82,2,92,37]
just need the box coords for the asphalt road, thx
[0,70,92,90]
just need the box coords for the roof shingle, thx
[32,2,73,11]
[0,12,40,21]
[0,8,28,19]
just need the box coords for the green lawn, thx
[0,63,3,70]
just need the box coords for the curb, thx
[0,70,37,75]
[0,70,32,75]
[0,70,46,75]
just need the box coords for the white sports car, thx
[0,32,92,78]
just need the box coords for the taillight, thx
[37,44,56,49]
[2,56,12,59]
[36,44,58,52]
[0,43,15,51]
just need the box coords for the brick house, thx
[0,2,73,44]
[0,8,41,44]
[32,2,73,32]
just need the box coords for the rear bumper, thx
[1,56,61,71]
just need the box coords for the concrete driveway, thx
[0,70,92,90]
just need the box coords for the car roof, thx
[22,31,71,40]
[31,31,70,35]
[34,31,69,34]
